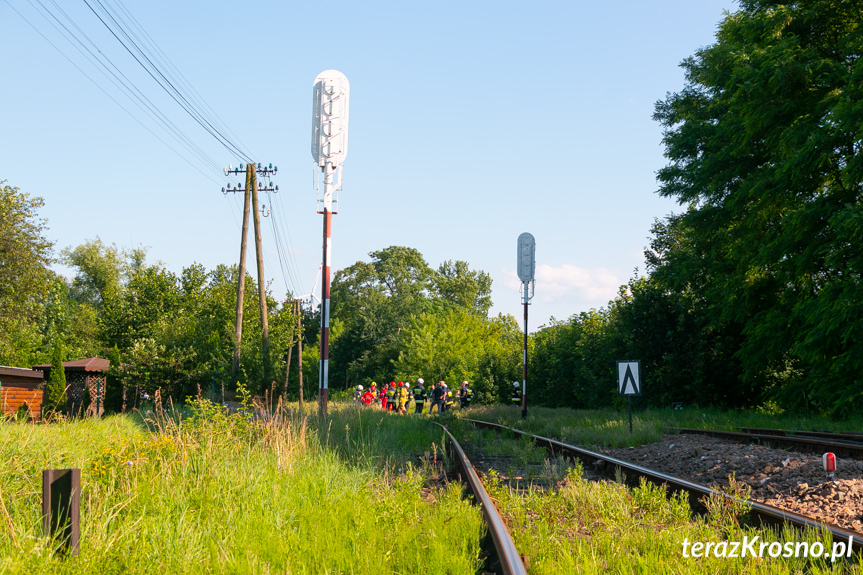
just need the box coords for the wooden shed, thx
[0,366,45,421]
[33,357,110,417]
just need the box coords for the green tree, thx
[44,338,67,415]
[431,260,493,316]
[0,182,53,365]
[652,0,863,415]
[392,309,520,403]
[329,246,501,388]
[62,238,126,310]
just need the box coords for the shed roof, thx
[0,366,45,379]
[32,357,110,372]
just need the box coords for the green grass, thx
[0,401,483,574]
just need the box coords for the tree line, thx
[3,0,860,417]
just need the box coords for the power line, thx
[80,0,255,164]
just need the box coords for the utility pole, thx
[296,299,304,407]
[223,163,278,381]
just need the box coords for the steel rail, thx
[466,419,863,553]
[740,427,863,443]
[435,423,528,575]
[674,427,863,459]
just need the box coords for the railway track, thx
[673,427,863,459]
[462,418,863,554]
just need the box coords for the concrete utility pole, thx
[222,163,278,381]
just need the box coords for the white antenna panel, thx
[311,70,350,169]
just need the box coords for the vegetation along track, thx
[465,419,863,554]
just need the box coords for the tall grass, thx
[0,400,483,574]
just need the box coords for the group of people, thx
[351,378,474,414]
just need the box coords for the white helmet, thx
[417,378,424,384]
[357,385,363,391]
[513,381,519,387]
[462,381,468,385]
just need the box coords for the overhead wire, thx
[80,0,255,165]
[105,0,255,162]
[37,0,225,174]
[8,0,308,298]
[5,0,225,184]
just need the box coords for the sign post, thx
[617,360,641,433]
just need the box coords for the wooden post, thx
[232,171,252,379]
[297,301,304,408]
[42,468,80,555]
[250,167,271,382]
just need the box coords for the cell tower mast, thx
[311,69,350,418]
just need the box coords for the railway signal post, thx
[516,233,535,420]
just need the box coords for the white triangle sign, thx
[617,360,641,396]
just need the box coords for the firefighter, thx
[386,382,397,412]
[360,387,375,405]
[352,385,363,403]
[379,384,388,410]
[444,387,454,412]
[413,378,426,414]
[512,381,521,406]
[397,381,409,414]
[459,381,473,409]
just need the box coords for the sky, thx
[1,0,736,330]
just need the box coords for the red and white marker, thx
[823,452,836,479]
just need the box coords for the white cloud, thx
[501,264,622,320]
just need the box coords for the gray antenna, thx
[517,232,536,304]
[312,70,350,211]
[516,232,535,420]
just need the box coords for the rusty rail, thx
[435,423,528,575]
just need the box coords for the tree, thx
[329,246,501,388]
[431,260,493,316]
[62,238,126,310]
[652,0,863,414]
[44,338,67,415]
[0,182,53,365]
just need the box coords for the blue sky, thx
[1,0,735,329]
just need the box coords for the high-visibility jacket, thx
[413,387,425,403]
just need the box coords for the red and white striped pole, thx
[319,207,332,417]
